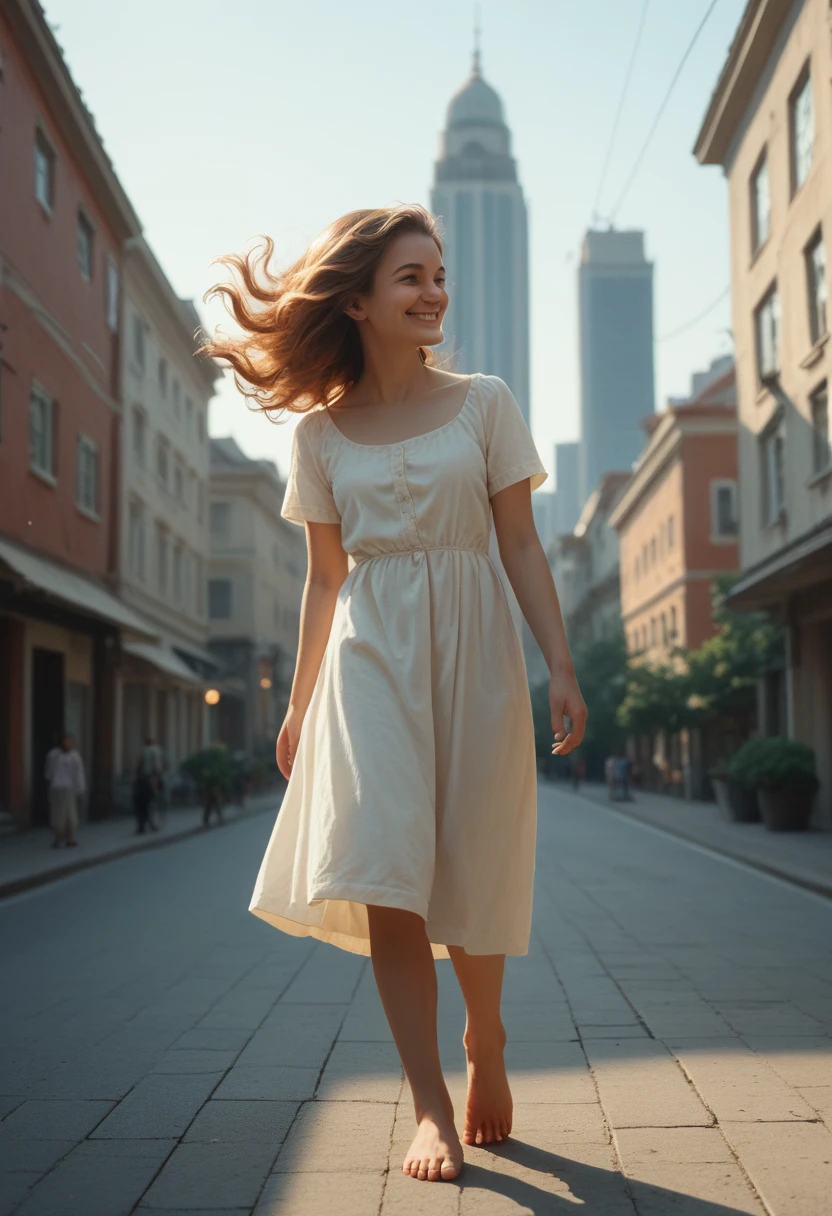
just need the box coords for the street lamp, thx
[205,689,221,706]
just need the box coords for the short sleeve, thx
[481,375,549,499]
[280,413,341,526]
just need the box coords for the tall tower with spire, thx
[430,40,530,423]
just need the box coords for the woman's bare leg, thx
[367,906,463,1182]
[447,947,512,1145]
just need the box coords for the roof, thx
[693,0,795,165]
[447,68,505,127]
[574,471,632,537]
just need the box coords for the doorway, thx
[31,647,65,827]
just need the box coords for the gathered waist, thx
[352,545,490,566]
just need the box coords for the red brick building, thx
[0,0,153,826]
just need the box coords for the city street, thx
[2,784,832,1215]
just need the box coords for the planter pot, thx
[758,787,814,832]
[712,775,760,823]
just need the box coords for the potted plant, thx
[708,761,761,823]
[728,737,818,831]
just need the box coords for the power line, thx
[657,284,730,342]
[591,0,651,225]
[607,0,722,223]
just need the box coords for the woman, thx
[44,731,85,848]
[201,205,587,1183]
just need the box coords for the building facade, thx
[555,441,581,534]
[430,51,530,423]
[0,0,157,827]
[115,239,220,791]
[694,0,831,823]
[207,438,306,757]
[578,229,656,505]
[610,367,740,666]
[561,472,631,651]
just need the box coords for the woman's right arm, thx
[277,520,348,778]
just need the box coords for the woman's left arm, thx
[492,482,588,756]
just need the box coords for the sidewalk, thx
[571,780,832,897]
[0,789,284,900]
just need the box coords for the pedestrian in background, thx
[133,735,163,835]
[605,753,617,800]
[44,733,85,849]
[205,204,588,1185]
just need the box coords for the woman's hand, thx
[276,704,304,780]
[549,668,588,757]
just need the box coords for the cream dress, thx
[249,373,548,960]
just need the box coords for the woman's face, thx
[346,231,448,350]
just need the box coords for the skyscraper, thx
[555,442,581,535]
[430,50,530,424]
[578,229,655,504]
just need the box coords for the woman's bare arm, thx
[491,482,588,756]
[277,521,348,777]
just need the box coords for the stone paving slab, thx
[583,1038,714,1128]
[255,1171,386,1215]
[718,1121,832,1216]
[668,1039,820,1122]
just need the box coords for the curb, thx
[0,796,282,901]
[564,785,832,902]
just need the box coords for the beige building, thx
[116,239,220,791]
[549,472,630,651]
[695,0,831,822]
[207,438,306,756]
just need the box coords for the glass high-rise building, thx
[578,229,655,505]
[430,52,530,424]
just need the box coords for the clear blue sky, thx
[44,0,746,487]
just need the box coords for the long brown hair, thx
[198,204,443,418]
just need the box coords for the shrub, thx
[182,745,236,797]
[728,736,819,794]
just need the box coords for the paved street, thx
[2,783,832,1216]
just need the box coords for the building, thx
[0,0,158,827]
[694,0,831,823]
[555,441,581,534]
[578,229,656,504]
[610,365,739,665]
[430,49,530,423]
[561,472,631,650]
[207,438,306,756]
[115,238,221,791]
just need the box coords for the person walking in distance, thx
[201,206,588,1183]
[133,735,163,834]
[44,733,85,849]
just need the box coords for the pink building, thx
[0,1,153,826]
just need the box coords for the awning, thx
[0,537,159,642]
[122,640,205,686]
[729,519,832,610]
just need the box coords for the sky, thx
[43,0,747,489]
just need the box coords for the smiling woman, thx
[200,202,587,1187]
[198,205,445,418]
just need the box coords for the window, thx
[661,613,667,645]
[650,536,656,566]
[76,435,99,515]
[29,383,54,478]
[185,396,193,424]
[760,413,786,524]
[210,501,231,537]
[711,480,738,538]
[750,151,770,253]
[129,500,145,580]
[105,257,119,332]
[172,379,181,415]
[132,407,146,464]
[789,63,814,195]
[197,482,204,524]
[157,438,169,488]
[158,358,168,398]
[77,211,94,281]
[195,555,204,614]
[174,460,184,503]
[755,285,781,383]
[173,545,183,605]
[670,605,677,640]
[667,515,675,549]
[197,410,204,443]
[156,525,169,596]
[650,618,657,647]
[34,127,55,211]
[811,382,830,475]
[805,229,827,346]
[133,315,146,372]
[208,578,232,619]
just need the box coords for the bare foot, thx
[462,1027,513,1145]
[403,1108,464,1181]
